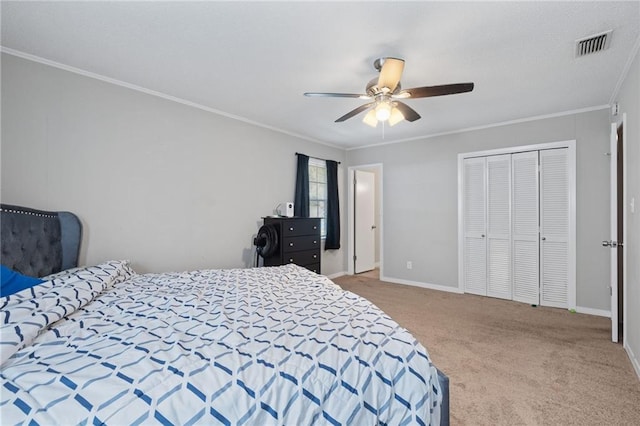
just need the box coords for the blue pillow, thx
[1,265,44,297]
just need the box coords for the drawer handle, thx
[289,258,294,262]
[313,226,317,230]
[313,240,317,244]
[313,254,317,259]
[289,242,294,247]
[289,227,294,231]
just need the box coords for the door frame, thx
[618,113,628,346]
[458,140,576,310]
[347,163,383,276]
[610,122,619,342]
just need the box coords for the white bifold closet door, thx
[463,157,487,296]
[539,148,570,308]
[511,152,540,305]
[486,155,512,300]
[461,146,572,308]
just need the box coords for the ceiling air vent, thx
[575,30,612,57]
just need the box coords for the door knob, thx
[371,225,377,230]
[602,240,620,248]
[541,237,546,241]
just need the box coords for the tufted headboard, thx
[1,204,82,278]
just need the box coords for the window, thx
[308,158,327,237]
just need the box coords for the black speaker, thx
[254,224,279,258]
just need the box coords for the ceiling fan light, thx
[363,110,378,127]
[388,107,405,126]
[375,102,392,121]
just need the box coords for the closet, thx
[460,143,575,309]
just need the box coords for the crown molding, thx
[347,104,610,151]
[609,35,640,105]
[0,46,344,151]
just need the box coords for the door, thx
[606,123,619,342]
[539,148,570,308]
[354,170,376,273]
[463,157,487,295]
[486,155,512,300]
[511,151,540,305]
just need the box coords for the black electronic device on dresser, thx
[262,217,321,274]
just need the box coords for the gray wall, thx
[612,48,640,377]
[347,109,611,312]
[0,54,346,275]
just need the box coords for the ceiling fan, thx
[304,57,474,127]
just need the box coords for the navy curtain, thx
[325,160,340,250]
[294,154,309,217]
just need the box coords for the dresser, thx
[262,217,321,274]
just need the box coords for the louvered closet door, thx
[463,157,487,296]
[540,148,569,308]
[511,152,540,305]
[486,155,512,300]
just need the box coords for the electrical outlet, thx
[406,261,412,270]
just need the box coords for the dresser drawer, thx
[282,235,320,253]
[281,218,320,237]
[284,249,320,265]
[305,263,321,274]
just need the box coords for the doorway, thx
[609,115,627,344]
[617,122,624,342]
[347,164,383,276]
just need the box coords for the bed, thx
[1,204,449,425]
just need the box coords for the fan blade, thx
[377,58,405,93]
[399,83,474,99]
[335,103,375,122]
[305,92,370,99]
[394,101,421,122]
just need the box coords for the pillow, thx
[1,265,44,297]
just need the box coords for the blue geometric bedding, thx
[1,261,442,425]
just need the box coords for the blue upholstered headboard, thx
[0,204,82,278]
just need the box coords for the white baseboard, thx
[624,343,640,381]
[379,275,463,294]
[575,306,611,318]
[326,271,347,279]
[374,262,380,268]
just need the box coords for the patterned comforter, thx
[1,261,442,425]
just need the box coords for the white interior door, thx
[512,151,540,305]
[608,123,619,343]
[354,170,375,273]
[539,148,570,308]
[486,155,512,300]
[463,157,487,295]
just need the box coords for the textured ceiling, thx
[2,1,639,149]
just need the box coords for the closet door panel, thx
[463,157,487,295]
[512,152,540,305]
[486,155,512,300]
[465,238,487,295]
[513,240,539,303]
[540,148,569,308]
[541,241,568,306]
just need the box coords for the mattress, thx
[1,261,442,425]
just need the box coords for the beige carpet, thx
[333,271,640,425]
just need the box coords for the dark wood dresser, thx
[263,217,321,274]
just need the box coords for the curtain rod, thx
[295,152,341,164]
